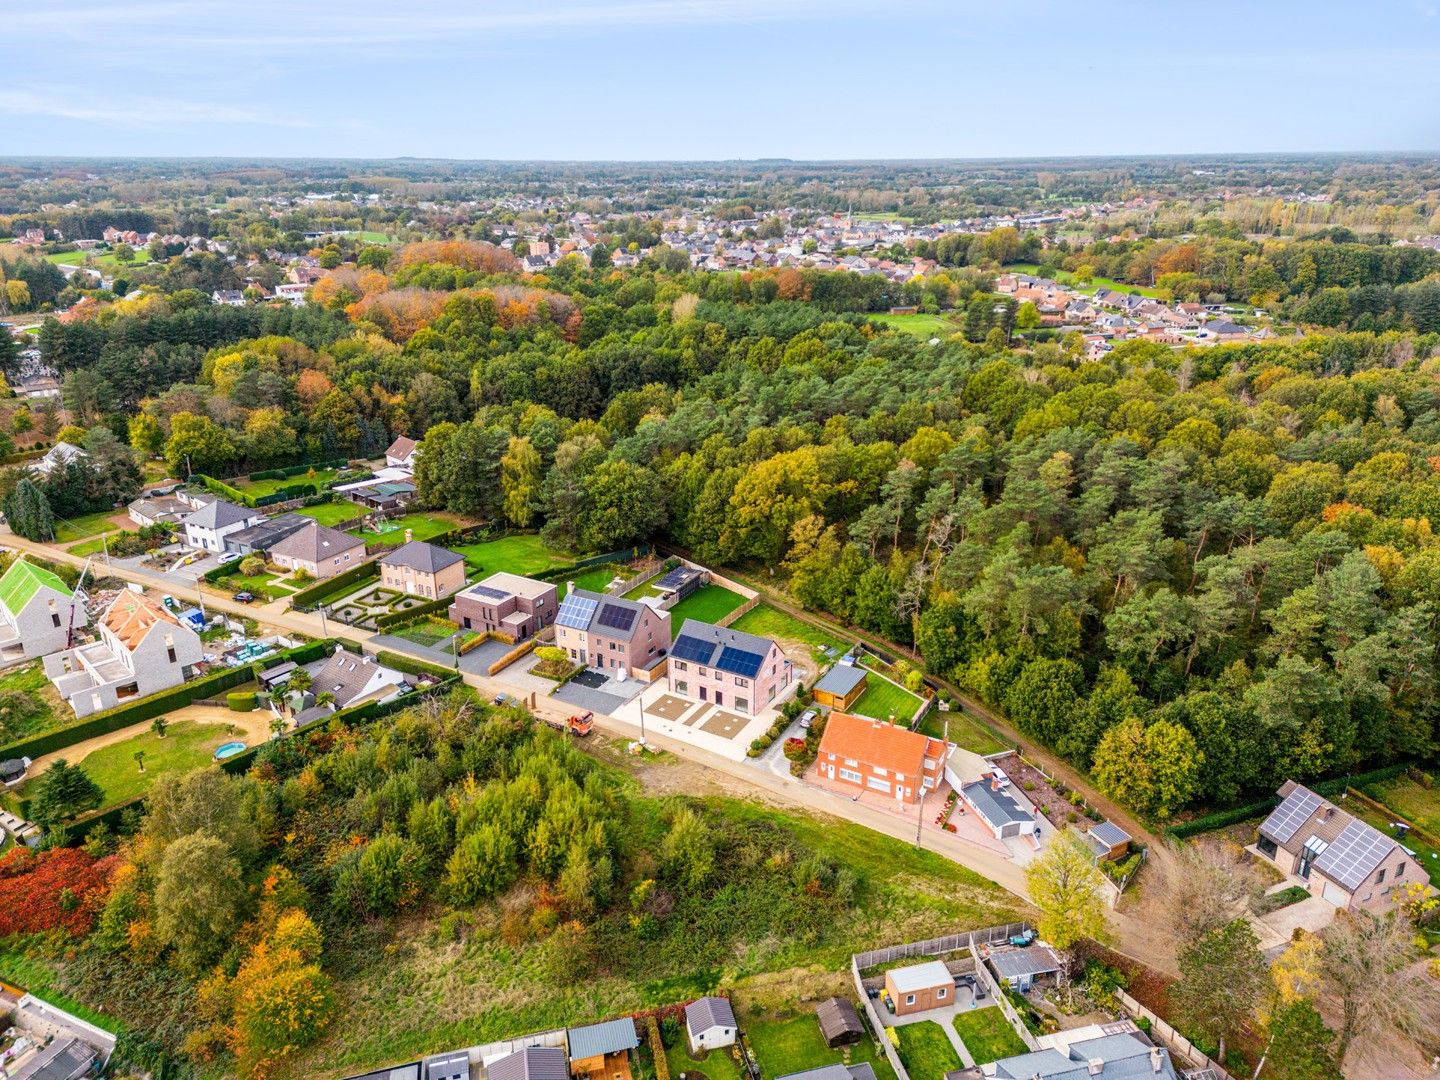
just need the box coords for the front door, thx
[715,691,723,706]
[699,686,707,701]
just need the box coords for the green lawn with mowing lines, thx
[666,584,747,638]
[851,676,923,724]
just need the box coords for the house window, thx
[937,987,947,1000]
[699,667,707,677]
[904,994,915,1006]
[51,611,61,628]
[735,677,748,688]
[866,777,891,793]
[676,681,688,695]
[768,685,776,701]
[1257,836,1278,859]
[873,767,888,778]
[735,697,748,713]
[675,661,687,672]
[1375,868,1386,884]
[1397,862,1406,878]
[838,768,862,783]
[165,634,176,663]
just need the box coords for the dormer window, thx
[165,633,176,663]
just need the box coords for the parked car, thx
[217,552,241,565]
[798,708,818,730]
[232,591,256,604]
[161,595,179,611]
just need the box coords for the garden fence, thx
[604,560,661,596]
[967,930,1038,1052]
[716,594,761,628]
[851,923,1030,971]
[1114,989,1236,1079]
[850,956,908,1080]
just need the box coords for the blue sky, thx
[4,0,1440,159]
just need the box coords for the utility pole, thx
[916,785,927,849]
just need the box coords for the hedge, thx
[0,639,333,761]
[373,649,455,681]
[246,460,347,483]
[1165,762,1414,839]
[203,560,246,583]
[533,545,651,584]
[374,595,455,630]
[289,560,378,610]
[227,692,257,712]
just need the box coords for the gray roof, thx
[382,540,464,574]
[814,663,867,696]
[886,959,951,994]
[486,1047,567,1080]
[269,521,365,563]
[990,1032,1176,1080]
[815,997,864,1041]
[685,996,736,1035]
[339,1064,420,1080]
[563,588,654,641]
[1260,786,1324,845]
[185,497,258,529]
[14,1038,97,1080]
[307,649,390,708]
[567,1018,640,1060]
[961,780,1034,828]
[988,944,1063,982]
[423,1051,470,1080]
[227,512,312,551]
[1313,817,1399,891]
[1089,820,1131,847]
[671,619,778,677]
[778,1067,876,1080]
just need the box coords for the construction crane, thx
[66,557,93,649]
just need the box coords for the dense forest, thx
[6,236,1439,826]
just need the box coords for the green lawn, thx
[894,1020,961,1078]
[747,1012,897,1080]
[665,1039,746,1080]
[0,661,63,743]
[730,603,847,667]
[53,509,120,544]
[392,617,462,648]
[951,1008,1027,1065]
[348,511,464,544]
[216,570,298,599]
[1007,262,1163,299]
[67,535,113,558]
[295,501,365,526]
[298,566,380,608]
[234,468,339,497]
[870,312,960,338]
[667,584,747,638]
[1348,798,1440,887]
[44,250,85,266]
[1361,776,1440,835]
[852,677,923,724]
[917,709,1008,755]
[94,249,151,271]
[20,720,247,808]
[453,533,574,577]
[565,564,626,593]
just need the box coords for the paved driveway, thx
[1252,893,1337,952]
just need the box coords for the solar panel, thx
[1314,819,1395,890]
[716,645,764,678]
[1260,788,1322,845]
[468,584,509,602]
[657,566,692,590]
[671,634,715,664]
[556,594,599,630]
[596,603,636,632]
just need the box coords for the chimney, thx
[405,528,413,543]
[1087,1058,1104,1076]
[1149,1047,1163,1073]
[567,580,575,595]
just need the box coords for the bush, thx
[239,555,265,577]
[227,692,257,712]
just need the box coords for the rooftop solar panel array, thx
[556,594,599,630]
[1314,818,1394,890]
[716,645,764,678]
[468,584,510,602]
[596,603,637,632]
[1260,788,1322,844]
[671,634,714,664]
[657,566,692,590]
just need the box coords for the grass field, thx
[44,250,85,266]
[852,676,923,724]
[348,511,463,544]
[1360,776,1440,835]
[295,501,364,526]
[67,535,113,558]
[0,942,120,1033]
[453,533,573,577]
[234,468,339,497]
[951,1008,1027,1064]
[391,617,462,648]
[300,566,380,608]
[565,564,625,593]
[666,584,747,637]
[746,1012,897,1080]
[219,570,298,599]
[894,1020,961,1078]
[0,661,64,742]
[665,1040,746,1080]
[870,312,959,338]
[918,709,1008,755]
[730,603,846,663]
[52,509,120,544]
[19,720,246,808]
[1348,797,1440,887]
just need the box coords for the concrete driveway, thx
[1252,893,1337,952]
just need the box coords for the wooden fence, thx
[717,594,761,628]
[1115,989,1235,1079]
[850,956,908,1080]
[968,930,1039,1052]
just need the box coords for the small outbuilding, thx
[685,996,737,1053]
[987,944,1063,991]
[1081,819,1132,862]
[815,997,864,1048]
[811,663,868,711]
[884,959,953,1016]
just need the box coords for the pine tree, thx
[5,478,54,541]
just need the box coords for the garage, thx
[1321,881,1349,907]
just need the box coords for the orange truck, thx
[547,711,594,737]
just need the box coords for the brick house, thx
[1255,781,1422,913]
[815,711,949,805]
[667,619,792,716]
[447,572,557,642]
[267,522,367,579]
[380,541,466,600]
[553,587,670,676]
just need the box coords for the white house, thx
[684,997,737,1053]
[0,558,87,663]
[28,441,87,477]
[384,435,419,472]
[274,282,308,306]
[182,498,264,553]
[43,591,203,717]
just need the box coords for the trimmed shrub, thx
[227,692,257,712]
[374,595,455,630]
[289,560,378,610]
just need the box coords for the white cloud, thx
[0,90,319,128]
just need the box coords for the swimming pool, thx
[213,741,248,761]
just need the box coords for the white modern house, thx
[182,498,264,553]
[44,591,203,716]
[0,558,87,664]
